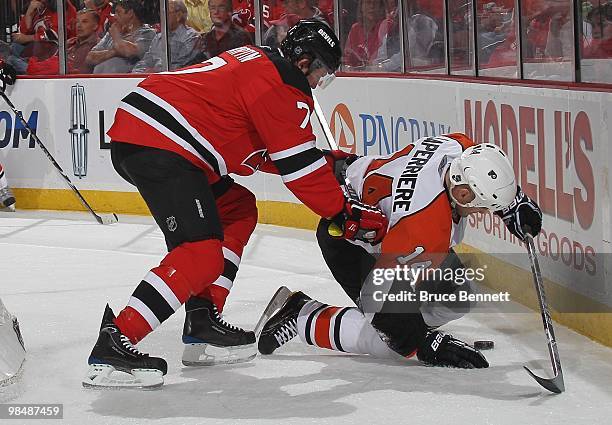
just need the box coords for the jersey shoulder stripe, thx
[121,89,225,176]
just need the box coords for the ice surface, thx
[0,210,611,425]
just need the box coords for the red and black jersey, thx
[107,46,344,218]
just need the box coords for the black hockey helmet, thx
[281,19,342,74]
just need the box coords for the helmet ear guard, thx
[448,143,516,210]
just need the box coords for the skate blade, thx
[254,286,293,338]
[182,342,257,366]
[82,364,163,390]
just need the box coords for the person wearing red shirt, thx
[343,0,388,68]
[3,0,76,74]
[84,0,114,37]
[83,20,388,389]
[27,9,100,75]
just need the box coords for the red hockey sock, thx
[115,240,224,343]
[114,306,152,344]
[198,284,230,312]
[114,265,192,343]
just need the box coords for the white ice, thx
[0,210,611,425]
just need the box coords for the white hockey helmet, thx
[448,143,516,210]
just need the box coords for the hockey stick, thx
[313,96,337,150]
[0,90,118,225]
[312,96,360,237]
[523,231,565,393]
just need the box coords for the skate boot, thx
[0,186,15,211]
[82,304,167,389]
[182,297,256,366]
[258,291,311,355]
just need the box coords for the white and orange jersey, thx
[346,133,475,258]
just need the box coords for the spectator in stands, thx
[189,0,251,62]
[1,0,77,74]
[263,0,328,48]
[375,6,441,71]
[13,0,77,44]
[407,13,439,65]
[343,0,387,68]
[132,0,198,73]
[263,13,301,48]
[84,0,114,37]
[585,1,612,57]
[185,0,212,32]
[232,0,256,35]
[412,0,443,21]
[483,7,519,70]
[522,0,573,59]
[27,8,100,75]
[478,2,513,64]
[479,3,506,47]
[542,0,573,58]
[68,8,101,73]
[372,0,400,70]
[86,0,155,73]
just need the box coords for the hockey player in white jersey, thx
[0,299,25,386]
[258,133,543,368]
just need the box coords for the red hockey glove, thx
[331,198,388,244]
[322,149,359,184]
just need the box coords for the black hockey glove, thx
[417,330,489,369]
[495,186,542,241]
[322,149,360,184]
[331,198,388,244]
[0,60,17,92]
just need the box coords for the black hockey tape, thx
[474,340,494,350]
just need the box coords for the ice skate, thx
[83,305,167,389]
[182,297,256,366]
[0,186,15,212]
[258,290,311,355]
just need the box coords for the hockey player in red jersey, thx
[84,20,388,389]
[258,134,543,369]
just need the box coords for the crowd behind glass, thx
[0,0,610,83]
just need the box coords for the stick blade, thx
[524,366,565,393]
[95,213,119,225]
